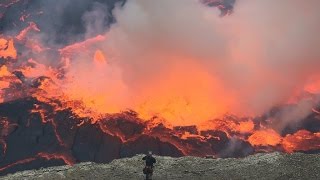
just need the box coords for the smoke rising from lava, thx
[1,1,320,174]
[58,0,320,127]
[2,0,320,128]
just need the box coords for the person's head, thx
[148,151,152,156]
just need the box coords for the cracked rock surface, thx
[2,152,320,180]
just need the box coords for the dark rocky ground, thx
[2,152,320,180]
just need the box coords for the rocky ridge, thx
[2,152,320,180]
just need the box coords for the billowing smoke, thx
[30,0,320,127]
[2,1,320,174]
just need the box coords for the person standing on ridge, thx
[142,151,156,180]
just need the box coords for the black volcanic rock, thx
[174,125,198,135]
[0,98,187,176]
[0,0,126,45]
[94,133,121,163]
[2,152,320,180]
[120,135,183,158]
[1,97,320,176]
[102,114,145,140]
[218,138,254,158]
[71,122,121,163]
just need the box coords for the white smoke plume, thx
[63,0,320,127]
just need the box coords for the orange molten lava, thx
[248,129,282,147]
[304,75,320,94]
[135,60,235,126]
[0,38,17,59]
[0,65,11,77]
[59,35,107,58]
[16,22,40,41]
[282,130,320,153]
[0,0,319,158]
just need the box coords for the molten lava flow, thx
[304,74,320,94]
[0,38,17,59]
[248,129,282,147]
[20,59,58,80]
[1,1,320,174]
[0,118,17,156]
[0,157,37,172]
[0,66,12,95]
[15,22,40,41]
[197,116,255,137]
[131,60,238,126]
[0,65,10,77]
[0,65,12,93]
[238,121,255,134]
[37,152,75,165]
[59,35,107,58]
[30,104,68,148]
[0,152,74,172]
[15,22,47,53]
[312,108,320,115]
[282,130,320,153]
[0,65,23,103]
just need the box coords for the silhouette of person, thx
[142,151,156,180]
